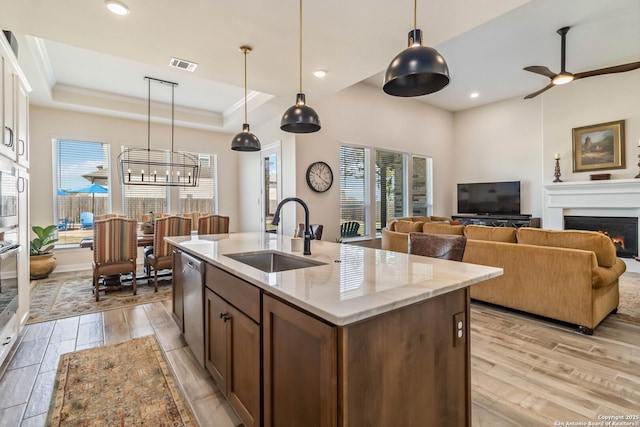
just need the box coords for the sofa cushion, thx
[394,220,424,233]
[517,228,617,268]
[422,222,465,235]
[464,225,517,243]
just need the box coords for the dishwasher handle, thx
[181,252,204,273]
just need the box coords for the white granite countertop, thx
[166,232,503,326]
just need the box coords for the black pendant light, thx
[383,0,450,97]
[232,46,261,151]
[280,0,321,133]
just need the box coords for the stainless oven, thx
[0,156,18,231]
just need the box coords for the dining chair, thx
[197,214,230,234]
[298,223,323,240]
[182,212,208,231]
[92,217,138,301]
[408,232,467,261]
[145,216,192,291]
[95,214,126,221]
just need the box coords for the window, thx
[339,145,369,237]
[375,150,405,231]
[54,139,110,245]
[340,144,432,238]
[411,155,432,216]
[179,153,217,214]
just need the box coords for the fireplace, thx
[564,216,638,258]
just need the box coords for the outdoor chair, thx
[92,217,138,301]
[197,214,230,235]
[408,232,467,261]
[145,216,191,292]
[340,221,360,238]
[298,223,323,240]
[80,212,94,229]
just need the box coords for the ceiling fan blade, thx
[574,61,640,80]
[524,83,554,99]
[523,65,557,79]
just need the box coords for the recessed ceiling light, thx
[313,70,327,78]
[469,92,479,99]
[105,0,129,15]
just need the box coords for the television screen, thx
[457,181,521,215]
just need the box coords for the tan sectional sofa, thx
[381,218,627,334]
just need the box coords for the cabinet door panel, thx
[226,304,260,427]
[205,288,227,392]
[263,295,337,427]
[16,82,28,167]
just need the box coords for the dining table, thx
[79,233,154,250]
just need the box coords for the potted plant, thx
[30,225,58,280]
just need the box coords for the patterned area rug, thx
[28,270,172,324]
[616,271,640,324]
[47,335,195,426]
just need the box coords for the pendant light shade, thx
[232,46,261,151]
[383,2,450,97]
[280,0,321,133]
[281,93,320,133]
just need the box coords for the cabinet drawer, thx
[205,264,260,323]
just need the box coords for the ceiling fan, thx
[523,26,640,99]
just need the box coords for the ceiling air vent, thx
[169,57,198,72]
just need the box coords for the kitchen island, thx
[167,232,502,427]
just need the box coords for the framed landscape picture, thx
[572,120,625,172]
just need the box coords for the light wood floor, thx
[0,280,639,426]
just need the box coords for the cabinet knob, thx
[220,313,231,322]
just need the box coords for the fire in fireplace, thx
[564,216,638,258]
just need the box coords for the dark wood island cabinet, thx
[169,233,501,427]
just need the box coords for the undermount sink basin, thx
[225,250,326,273]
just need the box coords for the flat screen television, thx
[457,181,521,216]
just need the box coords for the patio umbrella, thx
[69,183,108,213]
[57,189,69,196]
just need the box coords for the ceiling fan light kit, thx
[118,77,200,187]
[383,0,450,97]
[524,26,640,99]
[280,0,321,134]
[232,46,261,151]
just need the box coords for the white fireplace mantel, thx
[544,178,640,272]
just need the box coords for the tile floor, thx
[0,300,242,427]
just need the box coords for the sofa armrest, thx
[381,228,409,253]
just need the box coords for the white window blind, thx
[54,139,110,245]
[179,153,217,214]
[339,145,368,237]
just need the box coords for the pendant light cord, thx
[147,77,151,151]
[244,49,248,123]
[413,0,417,29]
[171,84,175,153]
[299,0,303,94]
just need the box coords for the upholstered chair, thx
[408,232,468,261]
[145,216,192,291]
[182,212,208,231]
[297,223,323,240]
[197,214,230,234]
[92,217,138,301]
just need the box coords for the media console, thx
[452,215,541,228]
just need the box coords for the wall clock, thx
[306,161,333,193]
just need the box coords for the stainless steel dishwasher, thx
[180,251,205,368]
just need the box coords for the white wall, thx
[543,71,640,183]
[287,82,454,242]
[29,106,238,270]
[453,96,544,217]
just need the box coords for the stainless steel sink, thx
[225,250,326,273]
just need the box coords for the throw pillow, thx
[517,228,616,267]
[395,220,424,233]
[422,223,465,235]
[464,225,517,243]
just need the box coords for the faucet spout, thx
[272,197,312,255]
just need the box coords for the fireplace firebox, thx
[564,216,638,258]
